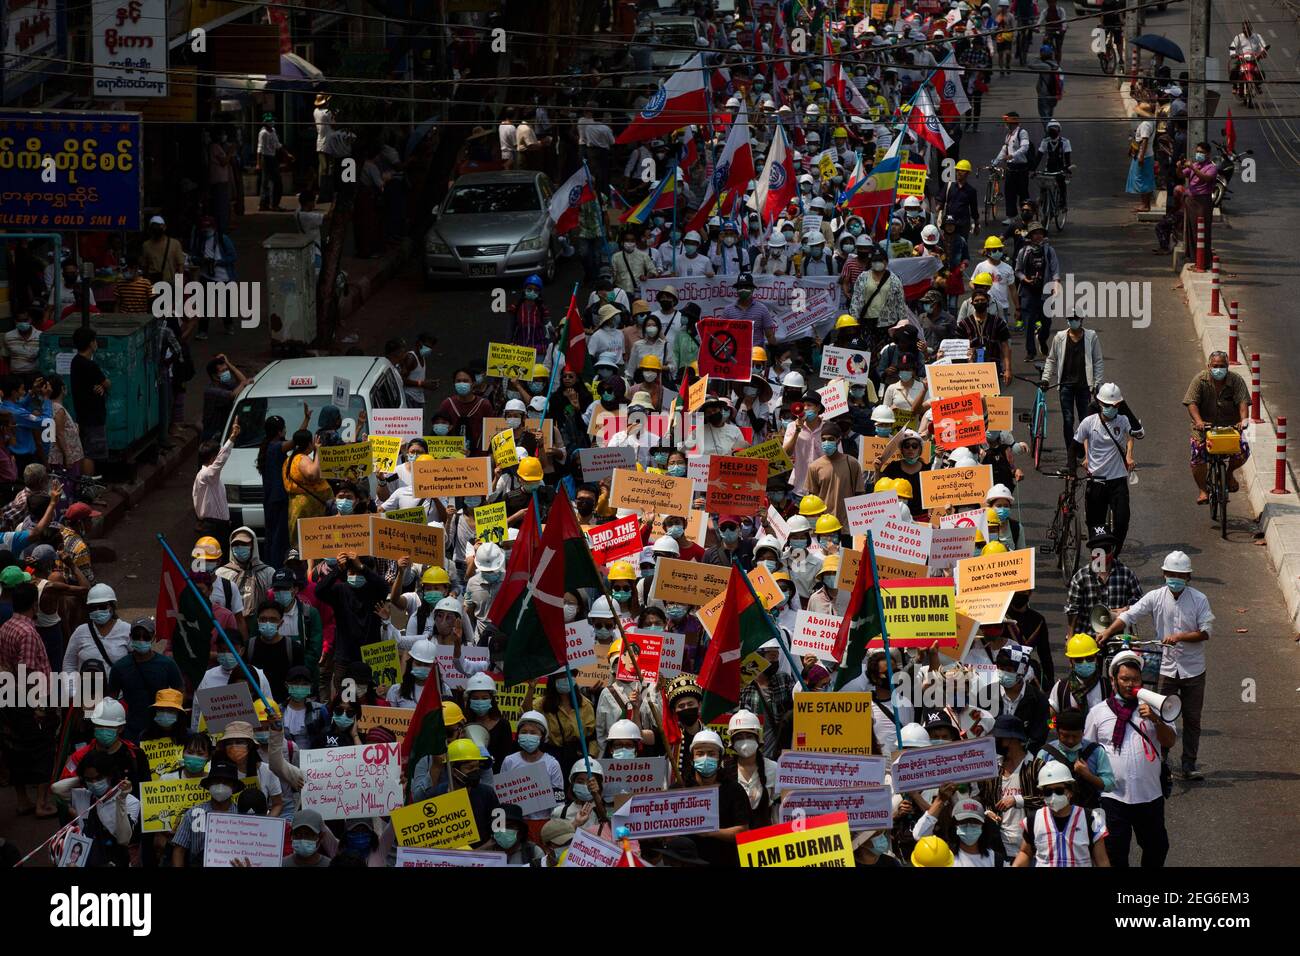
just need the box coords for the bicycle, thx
[1199,425,1242,540]
[982,165,1004,227]
[1014,371,1054,471]
[1015,16,1034,66]
[1044,466,1084,579]
[1033,167,1072,233]
[1097,27,1119,75]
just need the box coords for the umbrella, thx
[1134,35,1185,63]
[406,116,440,155]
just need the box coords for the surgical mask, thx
[871,261,886,272]
[1073,661,1097,679]
[743,385,759,398]
[762,559,779,573]
[666,603,688,620]
[87,778,111,799]
[870,833,891,855]
[293,839,318,857]
[1165,577,1187,594]
[1194,151,1206,162]
[209,784,233,802]
[16,322,32,334]
[1068,319,1082,330]
[613,747,637,760]
[593,626,614,640]
[666,524,687,540]
[518,733,542,753]
[623,242,636,252]
[899,371,914,384]
[721,530,739,545]
[850,386,866,399]
[469,698,493,716]
[130,640,153,654]
[989,251,1002,261]
[422,591,441,605]
[554,677,572,693]
[454,381,472,395]
[335,498,355,515]
[733,739,759,758]
[257,621,279,638]
[183,755,208,773]
[274,590,295,608]
[482,571,503,584]
[1210,367,1228,381]
[89,609,113,626]
[333,713,354,729]
[1101,405,1119,420]
[903,454,921,465]
[693,756,719,777]
[154,711,177,728]
[572,783,593,802]
[1047,793,1071,812]
[723,235,737,247]
[821,440,838,456]
[643,371,658,382]
[288,685,311,701]
[804,408,818,422]
[93,726,119,747]
[612,588,632,603]
[529,380,546,394]
[433,423,451,435]
[651,451,670,467]
[464,497,482,508]
[347,573,365,588]
[219,371,234,386]
[493,829,519,849]
[217,653,237,670]
[998,670,1019,688]
[411,666,431,680]
[956,823,983,844]
[667,461,689,478]
[232,545,251,562]
[506,416,523,429]
[995,506,1011,521]
[524,289,539,301]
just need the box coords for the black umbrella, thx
[1134,34,1185,63]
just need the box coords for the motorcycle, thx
[1233,50,1264,107]
[1211,140,1254,209]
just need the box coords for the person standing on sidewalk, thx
[207,131,234,236]
[257,114,285,212]
[1099,551,1212,782]
[313,94,337,202]
[1177,144,1217,266]
[190,217,238,338]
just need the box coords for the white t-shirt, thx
[499,122,517,162]
[971,260,1016,312]
[1074,412,1132,481]
[314,108,335,152]
[995,753,1029,857]
[62,619,131,672]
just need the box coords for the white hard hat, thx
[1096,382,1124,405]
[683,229,702,243]
[409,639,438,664]
[921,224,941,244]
[435,596,463,615]
[985,484,1015,504]
[753,534,782,556]
[570,757,603,777]
[781,371,806,389]
[786,515,813,534]
[1037,761,1074,788]
[725,96,741,108]
[809,196,827,211]
[903,195,923,210]
[652,535,680,556]
[805,103,820,116]
[86,583,117,605]
[900,722,931,748]
[871,405,896,425]
[1108,649,1144,678]
[474,542,505,573]
[1161,550,1193,574]
[466,672,496,694]
[799,173,815,185]
[518,710,549,736]
[504,398,528,414]
[768,233,787,248]
[690,729,725,754]
[728,709,762,736]
[91,698,127,728]
[589,596,617,619]
[950,447,979,466]
[806,231,826,245]
[805,132,821,145]
[608,719,641,742]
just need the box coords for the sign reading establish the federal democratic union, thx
[0,110,143,230]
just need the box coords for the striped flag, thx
[622,167,677,225]
[908,85,953,151]
[547,166,595,235]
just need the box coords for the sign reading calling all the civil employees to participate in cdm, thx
[0,109,143,231]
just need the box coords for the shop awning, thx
[214,53,325,95]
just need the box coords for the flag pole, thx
[583,159,608,256]
[732,555,807,690]
[156,532,274,714]
[864,530,903,748]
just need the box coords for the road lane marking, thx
[1268,28,1278,38]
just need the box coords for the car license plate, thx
[468,264,496,277]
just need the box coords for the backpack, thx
[1025,134,1041,171]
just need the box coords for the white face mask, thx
[733,739,759,758]
[1046,792,1071,812]
[563,603,578,623]
[643,370,658,382]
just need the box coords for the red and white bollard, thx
[1250,353,1263,423]
[1195,217,1208,272]
[1272,417,1290,495]
[1228,301,1240,364]
[1209,255,1222,315]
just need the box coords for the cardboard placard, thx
[775,752,886,794]
[898,162,928,195]
[877,577,958,645]
[370,516,445,566]
[736,812,856,868]
[926,361,1001,398]
[579,445,637,482]
[820,345,874,384]
[929,526,979,569]
[202,812,287,868]
[486,342,537,379]
[931,391,987,449]
[319,440,374,480]
[890,736,1000,793]
[361,640,401,688]
[793,692,873,755]
[705,455,769,515]
[615,630,663,683]
[390,788,481,849]
[955,547,1035,595]
[602,756,671,796]
[296,514,374,560]
[140,739,184,777]
[357,706,412,742]
[609,468,694,517]
[987,394,1013,432]
[611,786,720,838]
[931,338,971,366]
[843,491,903,536]
[426,435,468,459]
[563,620,598,670]
[413,457,491,498]
[383,506,427,525]
[492,761,558,817]
[919,465,994,510]
[193,683,256,733]
[857,435,933,470]
[694,565,784,636]
[778,788,893,831]
[953,589,1015,625]
[473,501,508,545]
[939,612,983,663]
[370,408,425,439]
[140,778,208,833]
[370,435,403,473]
[687,374,711,412]
[818,378,850,419]
[697,317,754,381]
[396,847,508,867]
[939,506,989,542]
[791,609,844,661]
[298,742,405,820]
[561,828,624,867]
[650,509,709,547]
[587,514,643,565]
[874,554,930,580]
[735,436,793,477]
[490,427,518,470]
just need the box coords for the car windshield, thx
[444,183,540,214]
[653,23,698,44]
[230,394,368,449]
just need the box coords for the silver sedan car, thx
[423,170,558,284]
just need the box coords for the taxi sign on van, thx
[288,376,316,388]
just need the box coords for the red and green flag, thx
[698,565,772,722]
[400,653,445,776]
[832,547,881,690]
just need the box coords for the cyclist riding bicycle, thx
[1074,382,1139,555]
[1038,0,1067,60]
[1183,352,1251,505]
[1038,120,1072,212]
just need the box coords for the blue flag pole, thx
[864,530,903,749]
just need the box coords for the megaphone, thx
[1137,687,1182,723]
[1090,605,1114,632]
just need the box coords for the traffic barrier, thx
[1195,217,1208,272]
[1228,301,1240,365]
[1273,418,1290,495]
[1209,255,1221,315]
[1251,354,1263,423]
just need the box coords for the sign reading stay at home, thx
[955,547,1035,595]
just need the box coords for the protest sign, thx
[370,409,426,438]
[140,778,208,832]
[874,554,930,580]
[793,692,873,755]
[473,501,508,545]
[778,788,893,831]
[610,468,694,517]
[413,457,491,498]
[820,346,874,384]
[360,640,401,687]
[651,509,708,546]
[579,445,637,482]
[297,514,374,560]
[203,812,287,867]
[890,735,1000,792]
[436,645,490,693]
[697,317,754,381]
[563,620,597,669]
[616,630,663,683]
[656,627,686,680]
[611,787,720,838]
[843,491,903,536]
[427,436,468,459]
[357,706,412,742]
[397,848,508,867]
[920,464,993,510]
[926,362,1002,398]
[818,378,850,419]
[58,833,92,867]
[299,742,405,820]
[370,515,444,565]
[932,338,971,365]
[490,428,517,470]
[603,756,670,796]
[776,751,886,794]
[736,812,855,868]
[492,761,559,817]
[735,436,793,477]
[940,506,989,542]
[898,162,928,194]
[390,787,481,848]
[318,440,374,480]
[333,377,350,407]
[694,565,784,635]
[194,683,256,733]
[954,589,1016,625]
[686,374,711,412]
[486,342,537,379]
[956,547,1035,595]
[141,739,184,778]
[871,517,934,566]
[857,435,933,470]
[792,610,844,661]
[587,514,642,565]
[493,678,532,730]
[651,557,731,605]
[877,577,958,645]
[370,436,403,473]
[384,506,427,525]
[561,829,624,867]
[939,612,983,663]
[705,455,768,514]
[929,526,978,569]
[987,394,1014,432]
[643,275,841,343]
[931,392,987,449]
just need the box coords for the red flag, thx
[399,655,445,773]
[616,843,649,866]
[698,565,770,721]
[155,558,187,648]
[616,55,711,144]
[562,292,586,374]
[1225,110,1237,154]
[908,86,954,152]
[831,545,877,670]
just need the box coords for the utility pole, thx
[1188,0,1211,153]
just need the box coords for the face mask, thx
[1068,319,1082,330]
[693,756,719,777]
[707,412,725,427]
[849,387,866,400]
[623,242,636,253]
[956,823,983,845]
[989,251,1003,261]
[90,609,113,626]
[612,746,637,760]
[130,639,153,654]
[254,732,270,746]
[612,589,632,603]
[994,507,1011,522]
[899,371,914,384]
[555,677,572,694]
[88,778,112,798]
[871,261,886,273]
[432,422,452,436]
[208,784,233,803]
[902,454,921,465]
[738,290,753,302]
[518,733,542,753]
[643,371,658,383]
[482,571,503,584]
[524,289,540,301]
[345,831,372,855]
[677,708,700,726]
[231,545,251,562]
[293,839,318,857]
[333,714,355,729]
[787,536,809,552]
[505,416,523,429]
[684,243,699,256]
[593,625,614,640]
[274,590,295,609]
[733,739,759,758]
[1210,367,1228,381]
[723,235,737,247]
[336,498,355,515]
[257,621,279,639]
[529,380,546,394]
[821,440,839,457]
[217,653,237,671]
[761,559,779,575]
[666,603,688,620]
[720,530,739,546]
[571,782,594,802]
[998,670,1019,688]
[288,685,311,701]
[411,666,431,681]
[974,301,989,313]
[1194,152,1206,162]
[219,371,234,386]
[464,497,482,508]
[17,322,32,334]
[454,381,472,396]
[1047,793,1071,813]
[1069,659,1098,680]
[870,833,891,855]
[469,698,493,716]
[804,408,818,422]
[493,829,519,849]
[1166,577,1187,594]
[1102,405,1119,420]
[347,573,366,588]
[183,755,208,773]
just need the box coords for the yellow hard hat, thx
[974,528,986,545]
[809,80,823,91]
[970,272,994,289]
[1066,633,1101,659]
[442,701,466,725]
[983,235,1004,251]
[798,494,827,517]
[192,536,222,560]
[772,570,793,584]
[833,126,849,138]
[638,354,663,371]
[985,507,1001,525]
[421,566,451,586]
[955,159,973,172]
[911,835,955,867]
[608,561,637,582]
[253,698,281,721]
[873,477,898,493]
[518,456,544,482]
[814,513,843,535]
[532,363,550,380]
[416,453,434,462]
[981,541,1009,555]
[752,346,769,364]
[835,313,860,330]
[819,554,841,576]
[448,738,483,763]
[892,478,913,500]
[607,638,623,659]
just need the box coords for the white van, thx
[221,356,408,532]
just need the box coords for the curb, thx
[337,239,412,321]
